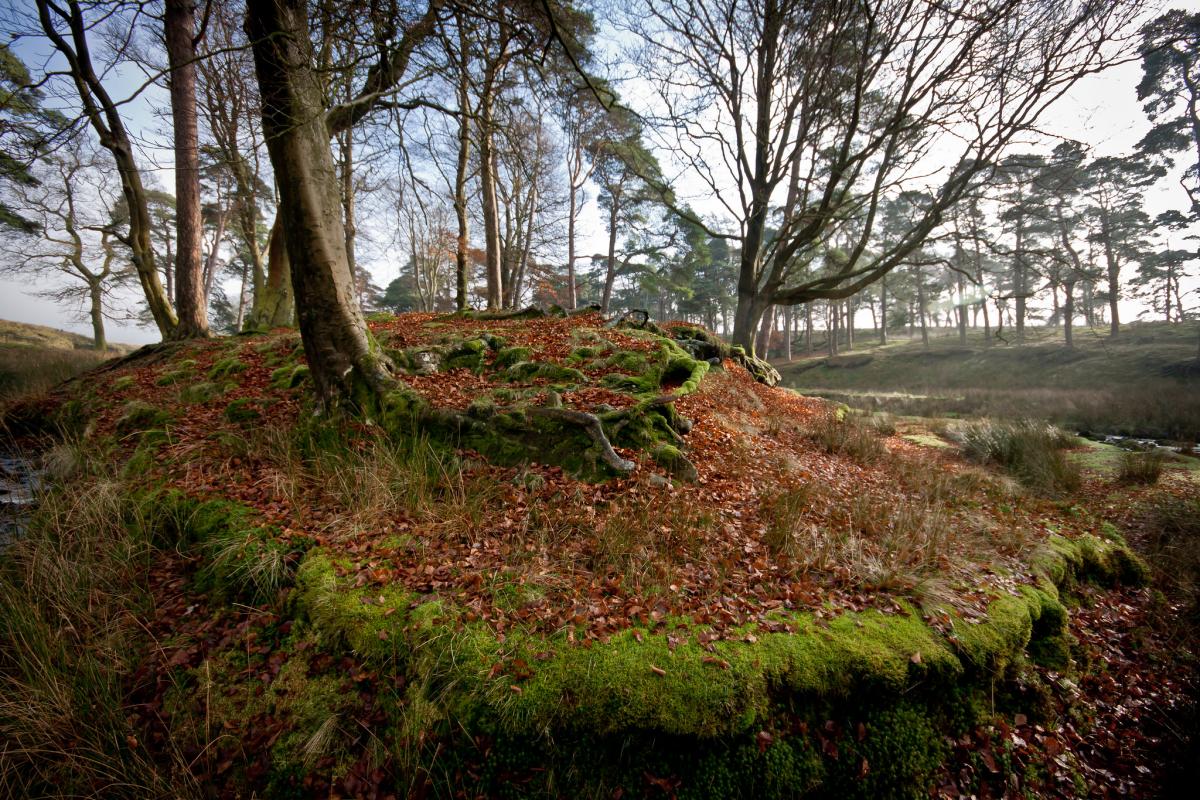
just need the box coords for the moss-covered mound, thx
[3,309,1156,798]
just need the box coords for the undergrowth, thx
[1117,450,1166,485]
[952,419,1081,494]
[0,457,199,798]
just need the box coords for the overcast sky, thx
[2,1,1197,346]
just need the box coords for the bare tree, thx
[628,0,1141,354]
[3,144,125,350]
[35,0,178,337]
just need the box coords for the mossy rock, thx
[444,338,490,372]
[208,357,247,381]
[493,346,533,369]
[651,443,699,481]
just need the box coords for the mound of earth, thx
[3,311,1153,798]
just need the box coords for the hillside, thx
[0,312,1195,799]
[778,322,1200,440]
[0,319,134,403]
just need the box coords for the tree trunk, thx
[566,170,578,309]
[478,97,503,310]
[957,273,967,343]
[339,127,360,305]
[453,22,471,311]
[247,222,296,328]
[918,279,929,348]
[246,0,391,407]
[601,200,619,314]
[36,0,178,339]
[166,0,208,338]
[879,276,888,345]
[1063,279,1075,349]
[88,280,106,351]
[783,306,792,361]
[804,303,813,354]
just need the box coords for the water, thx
[0,454,41,547]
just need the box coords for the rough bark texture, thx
[246,0,391,407]
[165,0,208,338]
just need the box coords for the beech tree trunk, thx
[166,0,208,338]
[1063,280,1075,349]
[246,0,391,406]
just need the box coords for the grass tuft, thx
[952,419,1080,493]
[807,408,887,462]
[1117,449,1166,485]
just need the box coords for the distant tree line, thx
[0,1,1193,404]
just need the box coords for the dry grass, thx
[807,407,887,463]
[1117,450,1166,485]
[950,419,1081,494]
[0,345,112,405]
[0,476,199,798]
[1137,494,1200,626]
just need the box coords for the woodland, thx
[0,1,1199,798]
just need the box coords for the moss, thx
[270,364,309,390]
[179,381,227,404]
[1035,533,1150,590]
[444,338,490,372]
[504,361,587,384]
[224,397,265,424]
[365,311,395,323]
[115,401,172,436]
[111,375,136,391]
[651,443,698,481]
[155,368,192,386]
[493,346,533,369]
[208,357,247,381]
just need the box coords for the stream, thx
[0,454,41,548]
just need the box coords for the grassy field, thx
[0,319,129,405]
[779,321,1200,441]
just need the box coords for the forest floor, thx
[0,311,1196,799]
[777,321,1200,441]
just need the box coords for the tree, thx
[35,0,178,337]
[164,0,208,337]
[3,143,123,350]
[195,0,274,330]
[0,44,68,232]
[629,0,1140,354]
[1084,155,1161,337]
[1137,10,1200,220]
[245,0,440,407]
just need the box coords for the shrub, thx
[952,419,1080,494]
[1117,449,1166,485]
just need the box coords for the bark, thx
[1063,279,1075,349]
[202,206,228,301]
[453,33,471,311]
[87,280,106,351]
[879,276,888,345]
[166,0,208,338]
[246,0,392,406]
[478,92,503,309]
[339,128,360,305]
[246,223,296,328]
[601,199,619,314]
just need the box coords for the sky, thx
[1,1,1198,346]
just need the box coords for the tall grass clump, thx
[1138,495,1200,626]
[808,407,886,463]
[952,419,1081,494]
[0,477,198,798]
[1117,449,1166,485]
